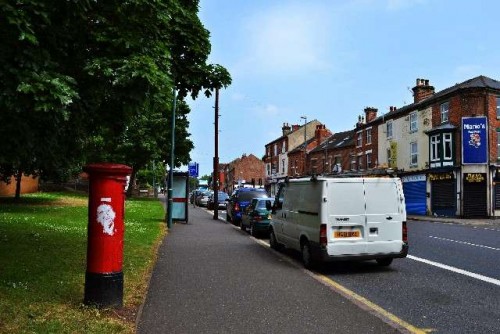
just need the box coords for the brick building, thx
[308,129,355,174]
[287,124,332,176]
[263,120,322,196]
[223,154,265,194]
[352,76,500,218]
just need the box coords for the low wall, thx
[0,175,39,196]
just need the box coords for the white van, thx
[269,176,408,269]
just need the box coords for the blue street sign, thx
[188,162,199,177]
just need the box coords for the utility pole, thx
[167,88,177,229]
[213,88,220,220]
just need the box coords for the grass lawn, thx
[0,192,166,333]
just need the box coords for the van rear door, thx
[363,178,405,254]
[327,179,367,255]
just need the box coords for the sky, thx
[186,0,500,177]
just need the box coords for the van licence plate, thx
[334,230,360,238]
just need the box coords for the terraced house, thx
[262,75,500,218]
[317,76,500,218]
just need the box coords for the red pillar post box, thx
[83,163,132,308]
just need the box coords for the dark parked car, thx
[226,187,268,225]
[240,198,274,237]
[207,191,229,210]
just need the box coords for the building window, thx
[497,130,500,160]
[357,155,363,170]
[440,102,449,123]
[410,112,418,132]
[350,155,356,170]
[410,142,418,166]
[443,133,452,159]
[497,97,500,119]
[356,131,363,147]
[386,121,393,139]
[366,128,372,145]
[274,144,277,156]
[430,135,440,161]
[366,152,372,169]
[267,164,271,176]
[281,159,285,174]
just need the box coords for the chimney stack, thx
[282,123,292,136]
[364,107,378,123]
[412,78,435,103]
[314,124,331,145]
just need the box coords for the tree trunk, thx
[15,170,22,199]
[126,169,137,198]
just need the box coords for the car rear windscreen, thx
[239,191,268,201]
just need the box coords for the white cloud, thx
[238,3,334,76]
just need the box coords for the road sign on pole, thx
[188,162,199,177]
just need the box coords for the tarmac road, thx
[136,206,403,334]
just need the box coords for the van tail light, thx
[234,203,240,212]
[320,224,327,247]
[402,221,408,243]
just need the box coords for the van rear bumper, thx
[311,242,408,262]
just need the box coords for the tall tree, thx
[0,0,231,197]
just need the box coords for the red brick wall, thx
[288,150,305,176]
[230,154,265,188]
[0,175,39,196]
[430,90,497,165]
[488,94,500,161]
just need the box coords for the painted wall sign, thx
[462,117,488,164]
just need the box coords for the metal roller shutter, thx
[403,181,426,215]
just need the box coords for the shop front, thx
[429,171,456,217]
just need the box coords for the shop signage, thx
[464,173,485,183]
[462,117,488,164]
[401,174,426,183]
[429,172,454,181]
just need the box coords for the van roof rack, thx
[317,167,398,178]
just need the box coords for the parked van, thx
[269,176,408,269]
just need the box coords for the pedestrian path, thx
[136,205,398,334]
[408,214,500,228]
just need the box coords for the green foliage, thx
[0,0,231,192]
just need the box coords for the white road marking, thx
[408,255,500,287]
[429,235,500,251]
[473,226,500,232]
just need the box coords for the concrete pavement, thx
[136,200,401,334]
[408,214,500,228]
